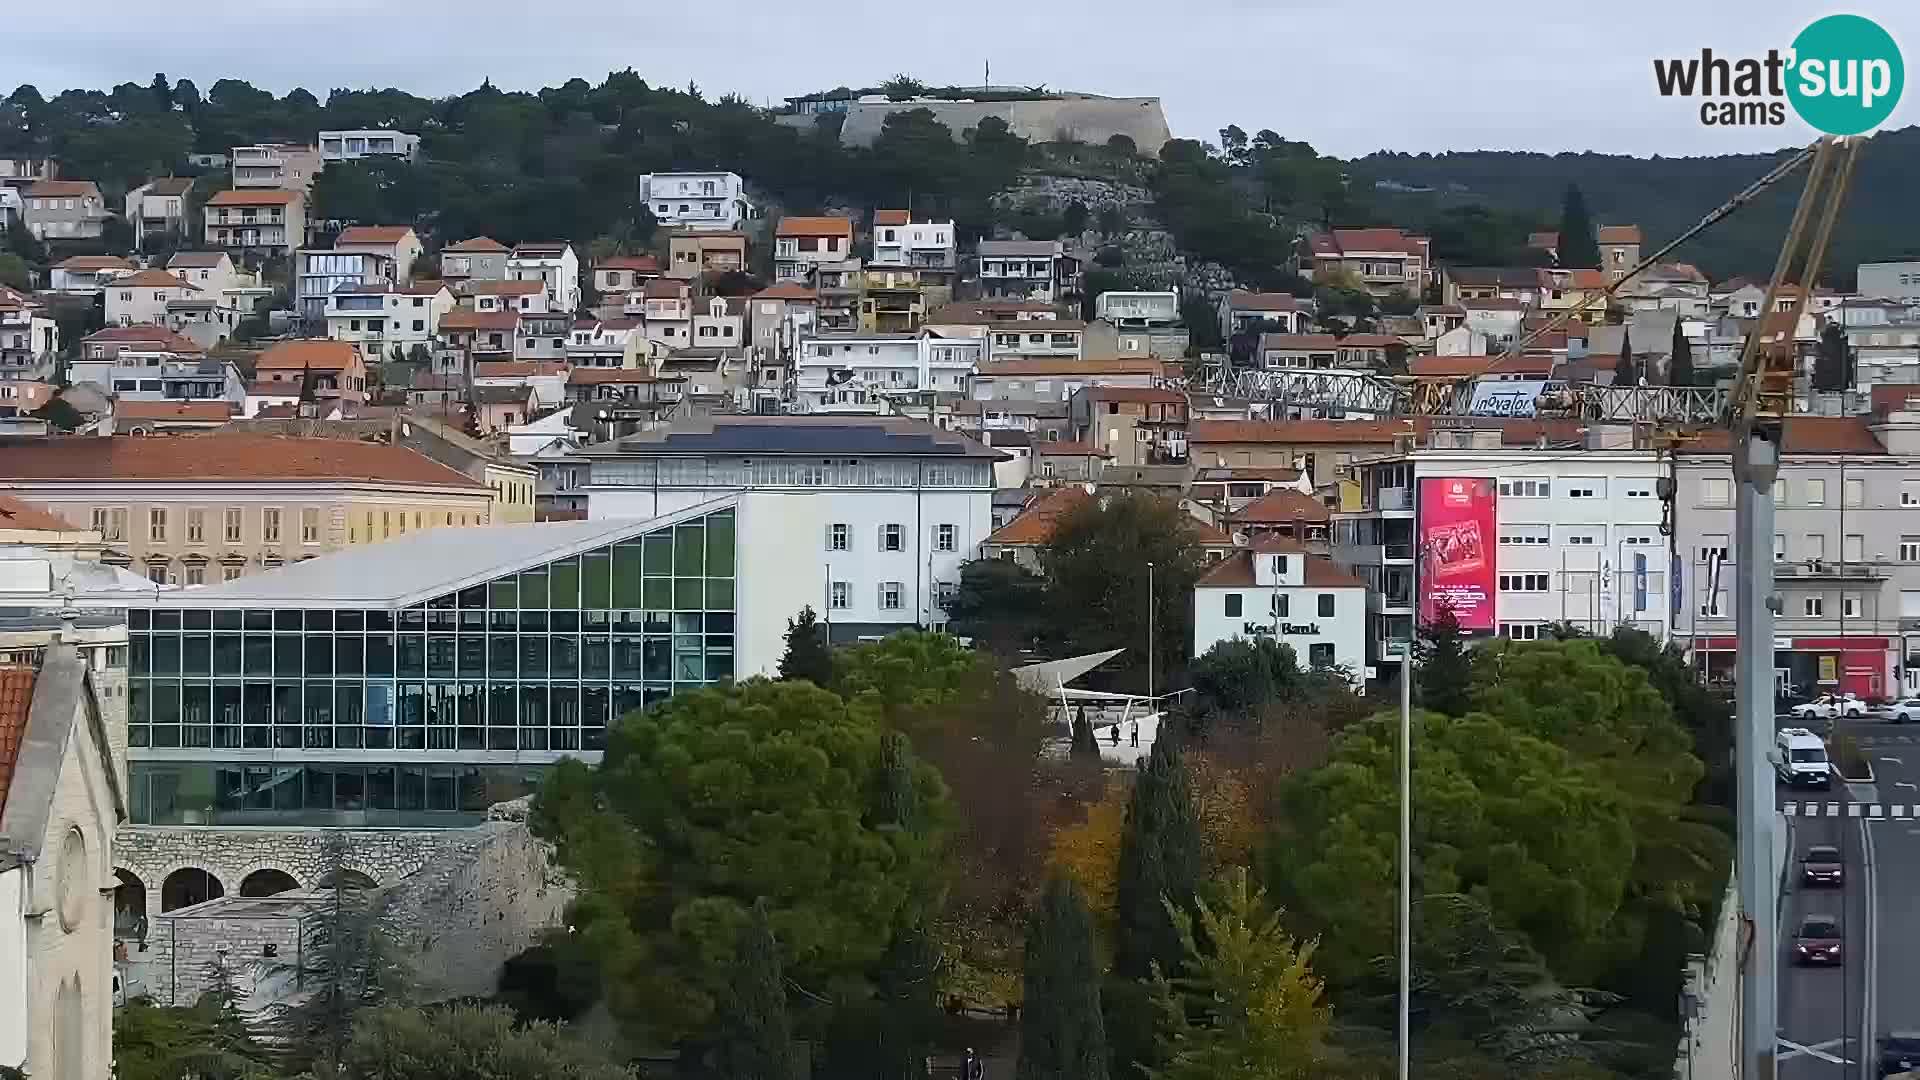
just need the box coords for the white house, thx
[165,252,247,295]
[582,415,1001,640]
[794,332,983,411]
[324,281,455,364]
[105,270,202,328]
[335,226,425,286]
[639,172,755,232]
[48,256,134,295]
[318,129,421,163]
[508,243,581,313]
[871,211,956,272]
[1191,539,1368,684]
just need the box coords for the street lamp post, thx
[1147,561,1156,705]
[1398,644,1412,1080]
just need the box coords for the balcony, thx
[1775,560,1891,581]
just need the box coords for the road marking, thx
[1849,803,1864,817]
[1871,804,1885,818]
[1864,816,1880,1080]
[1829,802,1843,816]
[1779,1037,1853,1064]
[1880,756,1905,765]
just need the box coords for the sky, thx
[6,0,1917,159]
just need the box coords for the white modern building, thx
[1331,429,1673,670]
[507,243,580,314]
[69,351,244,409]
[582,416,1001,638]
[639,172,755,232]
[319,130,422,164]
[1192,539,1368,684]
[229,143,320,192]
[793,333,983,412]
[872,211,956,274]
[324,281,456,364]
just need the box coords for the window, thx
[1500,525,1551,546]
[1563,478,1604,498]
[186,509,205,544]
[1699,535,1730,561]
[936,524,957,552]
[1844,534,1864,562]
[1807,534,1828,560]
[1498,478,1551,498]
[1902,536,1920,562]
[1807,478,1827,505]
[1270,593,1289,617]
[1774,534,1787,560]
[1308,642,1336,668]
[828,523,848,551]
[1804,595,1825,617]
[1701,477,1731,506]
[1844,593,1863,618]
[1773,478,1787,502]
[263,507,282,544]
[301,507,321,544]
[1499,622,1541,641]
[147,565,166,585]
[880,582,904,610]
[1499,573,1551,592]
[830,581,850,609]
[1623,483,1655,498]
[1318,593,1336,617]
[1561,527,1601,546]
[185,565,205,586]
[224,507,242,543]
[1700,592,1726,617]
[1845,477,1865,508]
[222,566,242,582]
[1225,593,1243,618]
[148,508,168,542]
[1904,480,1920,507]
[880,524,903,552]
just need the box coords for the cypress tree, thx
[1070,709,1100,761]
[1814,321,1851,392]
[777,605,834,686]
[721,903,794,1080]
[1019,877,1108,1080]
[1668,319,1695,386]
[1556,184,1601,269]
[1112,735,1202,983]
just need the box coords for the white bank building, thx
[1192,540,1369,685]
[582,415,1002,640]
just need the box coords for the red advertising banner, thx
[1417,476,1497,632]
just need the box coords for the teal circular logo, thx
[1788,14,1904,135]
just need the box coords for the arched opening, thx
[313,868,378,891]
[160,867,225,912]
[238,868,300,897]
[112,869,148,940]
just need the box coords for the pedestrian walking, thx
[1130,720,1139,747]
[1110,723,1120,746]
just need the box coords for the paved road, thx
[1777,790,1869,1080]
[1849,720,1920,1077]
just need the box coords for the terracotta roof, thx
[444,236,508,253]
[775,215,854,238]
[440,309,522,332]
[1597,225,1643,245]
[1197,549,1363,589]
[1189,518,1236,547]
[1678,417,1885,456]
[1228,290,1303,313]
[246,380,298,397]
[1233,489,1330,524]
[26,180,99,198]
[80,326,206,353]
[473,385,534,406]
[1311,227,1427,257]
[206,189,300,206]
[0,493,78,533]
[567,368,672,385]
[1190,419,1414,446]
[511,243,571,256]
[117,270,200,290]
[115,400,232,423]
[54,255,134,272]
[0,434,488,487]
[977,358,1161,377]
[596,255,662,272]
[0,666,35,818]
[166,252,229,269]
[1565,268,1609,290]
[874,209,911,227]
[1410,354,1554,378]
[459,279,546,296]
[1086,386,1185,405]
[642,279,688,300]
[1033,441,1109,457]
[752,283,817,301]
[1419,304,1468,316]
[476,361,570,378]
[144,177,195,196]
[255,340,359,371]
[336,225,416,245]
[984,486,1091,545]
[409,373,463,391]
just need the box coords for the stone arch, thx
[160,866,225,912]
[238,867,300,897]
[112,868,148,940]
[312,868,378,891]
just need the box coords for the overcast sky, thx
[7,1,1915,159]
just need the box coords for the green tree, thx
[0,252,29,290]
[332,1004,636,1080]
[881,74,927,101]
[1555,185,1601,269]
[5,218,46,264]
[113,997,275,1080]
[1814,320,1852,392]
[1063,200,1090,236]
[1668,318,1695,386]
[777,604,833,686]
[1614,333,1639,386]
[1040,492,1207,693]
[1414,600,1475,717]
[944,557,1051,658]
[1020,877,1109,1080]
[1071,710,1101,761]
[720,903,796,1080]
[1190,637,1304,728]
[1147,867,1329,1080]
[1114,735,1203,982]
[533,678,951,1046]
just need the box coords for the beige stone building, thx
[203,189,305,256]
[105,270,204,328]
[0,434,495,584]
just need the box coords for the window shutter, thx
[877,582,887,608]
[825,523,834,550]
[878,524,887,550]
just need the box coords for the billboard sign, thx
[1418,476,1498,632]
[1467,379,1547,418]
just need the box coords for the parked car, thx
[1792,914,1844,966]
[1792,693,1868,720]
[1887,698,1920,724]
[1801,844,1844,887]
[1877,1031,1920,1077]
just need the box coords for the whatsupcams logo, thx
[1653,14,1903,132]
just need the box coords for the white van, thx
[1775,727,1832,789]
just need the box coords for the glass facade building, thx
[125,506,736,827]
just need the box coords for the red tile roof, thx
[81,326,206,353]
[54,255,134,272]
[476,361,570,379]
[642,279,688,300]
[206,189,300,206]
[752,283,817,301]
[596,255,662,272]
[117,270,201,290]
[1233,489,1330,524]
[246,380,298,397]
[444,236,508,253]
[0,434,488,486]
[0,667,36,818]
[337,225,416,245]
[1197,549,1363,589]
[874,210,910,227]
[1227,290,1303,313]
[1311,227,1428,257]
[1678,417,1885,456]
[26,180,100,199]
[0,493,78,533]
[255,340,359,372]
[1597,225,1643,245]
[114,400,233,423]
[984,486,1090,545]
[167,252,230,269]
[1190,419,1414,446]
[775,215,854,238]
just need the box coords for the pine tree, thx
[1414,599,1476,717]
[1556,185,1601,269]
[719,903,794,1080]
[1668,319,1695,386]
[777,605,834,686]
[1112,736,1202,983]
[1019,877,1109,1080]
